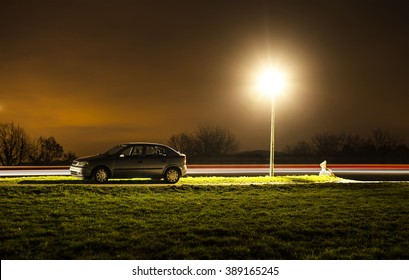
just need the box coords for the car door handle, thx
[161,159,167,162]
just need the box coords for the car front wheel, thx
[93,167,109,183]
[164,167,180,184]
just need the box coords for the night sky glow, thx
[1,0,408,156]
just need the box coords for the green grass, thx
[0,174,340,185]
[0,176,408,259]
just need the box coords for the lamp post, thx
[256,67,287,177]
[270,95,276,176]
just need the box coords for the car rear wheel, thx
[93,167,109,183]
[164,167,180,184]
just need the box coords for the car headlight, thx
[76,161,89,167]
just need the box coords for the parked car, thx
[70,142,187,183]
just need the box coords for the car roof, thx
[120,142,167,146]
[120,142,179,151]
[115,142,182,154]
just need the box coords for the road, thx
[1,164,408,181]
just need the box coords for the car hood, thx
[75,154,108,162]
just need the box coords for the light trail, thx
[186,164,409,179]
[0,166,70,177]
[0,164,408,180]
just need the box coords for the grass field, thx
[0,176,408,259]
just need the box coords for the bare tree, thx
[340,133,365,154]
[194,124,239,156]
[168,132,197,156]
[31,136,64,164]
[371,129,400,151]
[312,132,345,156]
[286,140,313,156]
[168,124,239,156]
[0,122,32,165]
[63,151,77,163]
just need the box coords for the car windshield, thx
[103,144,127,155]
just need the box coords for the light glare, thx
[256,68,287,97]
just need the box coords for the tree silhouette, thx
[287,130,408,163]
[169,124,239,156]
[195,124,238,156]
[30,136,64,164]
[168,132,197,156]
[0,122,32,165]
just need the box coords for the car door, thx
[141,144,168,177]
[113,145,144,178]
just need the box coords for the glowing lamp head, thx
[256,67,287,97]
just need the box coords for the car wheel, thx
[164,167,180,184]
[93,167,109,183]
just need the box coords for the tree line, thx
[285,129,409,163]
[2,121,406,165]
[0,122,76,166]
[1,122,239,166]
[168,126,408,163]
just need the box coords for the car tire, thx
[164,167,180,184]
[93,167,109,183]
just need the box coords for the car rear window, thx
[165,147,179,156]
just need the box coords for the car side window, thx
[146,145,166,157]
[120,146,133,157]
[131,145,143,157]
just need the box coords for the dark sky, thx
[1,0,408,156]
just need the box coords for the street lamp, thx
[256,67,287,176]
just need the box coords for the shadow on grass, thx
[286,176,329,183]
